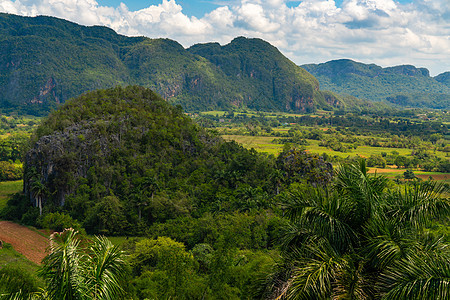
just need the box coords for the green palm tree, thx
[1,229,128,300]
[31,179,46,216]
[39,229,127,300]
[264,160,449,300]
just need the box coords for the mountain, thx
[301,59,450,109]
[0,13,336,115]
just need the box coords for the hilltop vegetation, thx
[302,59,450,109]
[0,86,448,299]
[21,86,278,234]
[0,13,343,115]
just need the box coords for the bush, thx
[0,265,41,296]
[0,161,22,181]
[38,212,83,232]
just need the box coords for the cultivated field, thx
[0,221,48,265]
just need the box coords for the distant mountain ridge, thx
[0,13,344,115]
[301,59,450,109]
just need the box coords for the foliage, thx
[277,148,333,187]
[263,160,450,299]
[0,13,330,115]
[39,228,128,300]
[0,162,22,181]
[0,266,41,297]
[23,86,277,234]
[37,212,83,232]
[302,59,450,109]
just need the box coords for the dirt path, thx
[0,221,49,265]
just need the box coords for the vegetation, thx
[1,162,448,299]
[302,59,450,109]
[196,108,449,179]
[0,180,21,211]
[0,243,43,298]
[1,228,128,300]
[21,86,278,235]
[0,85,448,299]
[262,161,449,299]
[0,13,339,116]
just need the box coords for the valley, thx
[0,12,448,300]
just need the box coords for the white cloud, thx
[0,0,448,75]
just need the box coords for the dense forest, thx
[0,13,345,116]
[302,59,450,109]
[0,86,448,299]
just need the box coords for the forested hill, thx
[302,59,450,109]
[0,13,339,115]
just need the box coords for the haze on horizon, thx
[0,0,448,76]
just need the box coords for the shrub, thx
[38,212,83,232]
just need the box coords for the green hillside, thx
[302,59,450,109]
[23,86,277,235]
[0,13,331,115]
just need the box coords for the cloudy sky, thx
[1,0,449,75]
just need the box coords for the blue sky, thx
[0,0,447,75]
[96,0,415,18]
[94,0,416,17]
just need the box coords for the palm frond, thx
[378,250,450,300]
[384,181,450,228]
[287,240,346,300]
[334,160,388,229]
[280,187,358,253]
[39,229,83,300]
[83,235,127,300]
[363,216,416,269]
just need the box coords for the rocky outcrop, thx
[25,121,120,207]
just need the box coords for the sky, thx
[0,0,449,75]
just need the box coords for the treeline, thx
[0,116,37,180]
[199,110,449,138]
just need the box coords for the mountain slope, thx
[0,13,328,115]
[188,38,323,112]
[24,86,276,234]
[301,59,450,109]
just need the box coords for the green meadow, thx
[0,180,22,211]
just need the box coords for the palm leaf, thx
[378,250,450,300]
[83,236,127,300]
[384,181,450,228]
[39,229,83,300]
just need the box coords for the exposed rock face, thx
[23,86,221,211]
[1,13,329,115]
[25,123,119,207]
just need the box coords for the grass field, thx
[222,135,416,158]
[367,168,450,183]
[0,242,40,271]
[0,180,22,211]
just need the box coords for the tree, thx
[403,169,416,181]
[130,237,197,299]
[263,161,450,299]
[31,179,46,216]
[2,229,128,300]
[39,228,128,300]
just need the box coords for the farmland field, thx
[222,135,415,158]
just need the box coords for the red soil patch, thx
[416,174,449,181]
[367,168,403,174]
[0,221,49,265]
